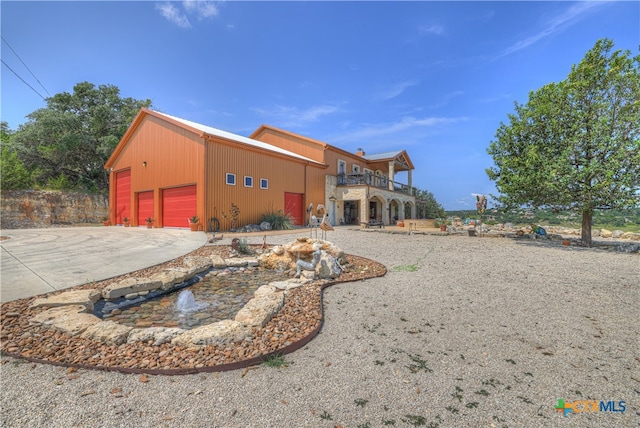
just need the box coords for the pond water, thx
[105,269,289,330]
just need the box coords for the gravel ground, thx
[1,228,638,427]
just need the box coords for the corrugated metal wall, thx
[205,138,322,230]
[252,128,325,164]
[108,116,205,227]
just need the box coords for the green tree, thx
[11,82,151,193]
[487,39,640,247]
[1,121,33,189]
[415,188,445,219]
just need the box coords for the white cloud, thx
[156,3,191,28]
[499,2,606,57]
[183,1,219,18]
[156,1,220,28]
[419,24,445,36]
[333,116,466,143]
[253,104,342,128]
[376,80,420,101]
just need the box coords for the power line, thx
[1,35,51,97]
[1,59,46,100]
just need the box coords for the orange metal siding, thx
[204,137,311,230]
[251,129,325,164]
[107,115,206,227]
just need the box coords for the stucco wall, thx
[0,190,108,229]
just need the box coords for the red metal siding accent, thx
[163,185,197,228]
[115,170,131,224]
[284,192,304,226]
[137,191,154,225]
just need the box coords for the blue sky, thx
[2,1,638,210]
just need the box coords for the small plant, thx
[190,215,199,224]
[222,203,241,230]
[401,414,427,426]
[319,410,332,420]
[354,398,369,407]
[259,207,294,230]
[263,353,287,368]
[237,238,251,254]
[123,217,129,222]
[145,217,153,223]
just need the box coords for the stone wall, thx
[0,190,108,229]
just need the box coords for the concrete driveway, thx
[0,227,207,303]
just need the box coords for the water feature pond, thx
[104,269,289,330]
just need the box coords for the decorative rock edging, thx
[1,245,386,374]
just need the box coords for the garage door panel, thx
[284,192,303,226]
[163,185,196,228]
[137,191,154,225]
[115,170,131,225]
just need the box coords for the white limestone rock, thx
[80,321,132,345]
[29,305,101,336]
[30,289,101,311]
[171,320,251,347]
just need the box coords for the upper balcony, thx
[337,172,416,196]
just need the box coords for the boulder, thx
[211,255,227,269]
[80,321,132,345]
[30,289,101,311]
[149,271,179,291]
[127,327,185,346]
[102,277,162,300]
[235,293,285,327]
[171,320,252,347]
[225,258,248,268]
[271,281,304,291]
[29,305,101,336]
[600,228,613,238]
[182,256,212,273]
[612,230,624,238]
[315,252,343,279]
[260,221,272,231]
[254,284,277,298]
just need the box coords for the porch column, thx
[411,203,417,219]
[383,200,390,225]
[388,161,395,191]
[408,169,413,191]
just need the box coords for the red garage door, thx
[137,191,154,226]
[115,170,130,225]
[284,192,303,226]
[163,185,197,228]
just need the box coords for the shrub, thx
[260,208,294,230]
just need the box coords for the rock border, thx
[1,247,386,375]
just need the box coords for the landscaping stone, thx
[149,271,179,291]
[182,255,212,273]
[30,289,101,311]
[225,258,248,268]
[102,277,162,300]
[211,255,227,269]
[171,319,252,347]
[80,321,133,345]
[235,293,285,327]
[29,305,101,336]
[127,327,185,346]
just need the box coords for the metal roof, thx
[362,151,404,161]
[154,110,320,164]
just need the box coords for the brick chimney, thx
[355,147,365,157]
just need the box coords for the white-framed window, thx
[260,178,268,189]
[244,176,253,188]
[338,159,347,185]
[352,164,360,174]
[226,173,236,185]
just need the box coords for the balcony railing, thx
[337,173,416,196]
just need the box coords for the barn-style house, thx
[104,108,417,230]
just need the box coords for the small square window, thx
[244,176,253,188]
[226,173,236,185]
[260,178,268,189]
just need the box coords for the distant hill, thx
[444,208,640,232]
